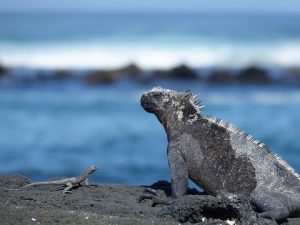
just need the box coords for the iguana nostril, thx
[140,94,147,103]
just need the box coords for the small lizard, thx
[5,165,97,194]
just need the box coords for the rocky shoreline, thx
[0,174,299,225]
[1,63,300,86]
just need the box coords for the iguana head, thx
[141,87,173,114]
[141,87,203,122]
[87,165,97,173]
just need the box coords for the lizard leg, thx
[250,191,291,220]
[81,179,89,186]
[63,182,73,194]
[138,188,172,206]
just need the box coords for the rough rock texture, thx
[0,175,299,225]
[159,195,277,225]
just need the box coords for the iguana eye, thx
[152,93,162,99]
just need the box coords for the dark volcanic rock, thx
[144,180,203,196]
[117,63,144,82]
[159,195,276,225]
[118,64,142,78]
[85,70,120,84]
[0,174,30,189]
[0,64,9,76]
[36,70,73,81]
[237,66,270,84]
[286,68,300,84]
[207,70,234,83]
[0,175,298,225]
[168,65,198,79]
[85,64,142,85]
[153,65,199,80]
[0,175,177,225]
[52,69,72,79]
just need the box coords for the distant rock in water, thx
[118,64,142,79]
[85,70,120,84]
[237,66,270,84]
[207,69,234,83]
[286,68,300,84]
[85,64,142,85]
[0,64,9,76]
[153,65,199,80]
[52,70,72,80]
[31,69,73,81]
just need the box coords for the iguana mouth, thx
[140,95,155,113]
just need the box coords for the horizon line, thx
[0,9,300,15]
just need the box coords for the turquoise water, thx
[0,13,300,69]
[0,82,300,185]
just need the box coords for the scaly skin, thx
[140,87,300,220]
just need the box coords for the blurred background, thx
[0,0,300,186]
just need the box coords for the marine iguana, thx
[140,87,300,221]
[5,166,97,194]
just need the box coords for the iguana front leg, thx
[63,182,73,194]
[168,141,188,198]
[138,141,188,206]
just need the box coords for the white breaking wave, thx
[1,42,300,69]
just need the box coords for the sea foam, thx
[1,42,300,69]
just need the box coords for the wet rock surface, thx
[0,176,299,225]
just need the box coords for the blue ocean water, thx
[0,12,300,69]
[0,81,300,185]
[0,12,300,186]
